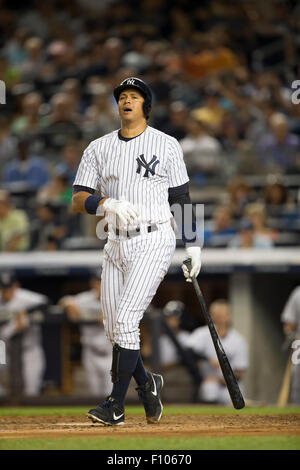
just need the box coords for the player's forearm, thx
[72,191,106,214]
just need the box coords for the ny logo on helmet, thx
[136,154,159,177]
[124,79,135,86]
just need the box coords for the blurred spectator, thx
[204,205,237,248]
[263,180,296,217]
[30,202,70,250]
[37,170,72,205]
[0,190,30,252]
[46,41,80,79]
[0,115,16,174]
[246,98,278,145]
[191,88,225,134]
[4,28,29,67]
[180,116,222,182]
[83,81,119,140]
[39,92,82,160]
[229,204,275,249]
[61,78,84,115]
[176,27,239,80]
[54,141,82,185]
[59,271,112,397]
[159,301,190,368]
[17,2,57,41]
[2,136,49,190]
[122,35,151,74]
[0,53,21,91]
[244,202,276,244]
[43,234,60,252]
[160,101,188,141]
[256,113,300,174]
[226,176,254,218]
[186,299,248,404]
[95,37,125,77]
[19,37,45,82]
[11,92,47,138]
[264,181,289,207]
[0,272,47,397]
[228,219,259,249]
[281,286,300,404]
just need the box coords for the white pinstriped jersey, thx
[73,126,189,225]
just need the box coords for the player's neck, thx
[120,120,147,139]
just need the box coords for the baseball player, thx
[159,301,190,368]
[59,271,112,397]
[281,286,300,404]
[72,77,201,425]
[0,272,47,396]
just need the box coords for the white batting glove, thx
[182,246,202,282]
[102,198,139,226]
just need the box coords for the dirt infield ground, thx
[0,413,299,440]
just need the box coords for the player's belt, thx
[115,224,158,238]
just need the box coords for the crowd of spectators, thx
[0,0,300,252]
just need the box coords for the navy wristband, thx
[84,195,103,214]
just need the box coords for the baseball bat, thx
[183,259,245,409]
[277,351,292,407]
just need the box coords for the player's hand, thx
[103,198,139,226]
[182,246,201,282]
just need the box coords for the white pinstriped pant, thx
[101,221,176,350]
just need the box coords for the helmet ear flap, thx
[143,101,151,120]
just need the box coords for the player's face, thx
[118,88,145,122]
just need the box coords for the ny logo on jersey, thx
[136,154,159,177]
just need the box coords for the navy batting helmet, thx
[113,77,152,120]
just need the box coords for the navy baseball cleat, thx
[136,372,164,424]
[87,396,125,426]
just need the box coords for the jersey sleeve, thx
[230,335,249,371]
[185,326,207,355]
[73,142,100,190]
[167,137,189,188]
[281,287,300,325]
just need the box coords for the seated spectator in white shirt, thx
[186,299,248,404]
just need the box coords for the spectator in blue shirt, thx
[204,205,237,248]
[256,113,300,174]
[2,136,49,190]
